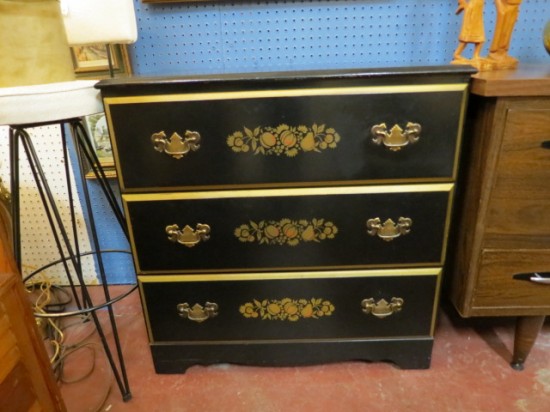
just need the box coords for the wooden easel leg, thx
[511,316,545,371]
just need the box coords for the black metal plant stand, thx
[9,118,134,401]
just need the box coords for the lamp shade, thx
[61,0,138,46]
[0,0,75,87]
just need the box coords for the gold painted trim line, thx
[430,272,443,337]
[138,268,442,283]
[103,103,126,189]
[149,336,434,345]
[451,88,471,181]
[103,84,468,106]
[135,261,446,276]
[122,198,141,273]
[440,186,456,266]
[118,176,456,195]
[138,281,154,343]
[123,183,454,203]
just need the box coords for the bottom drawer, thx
[139,269,441,343]
[472,249,550,315]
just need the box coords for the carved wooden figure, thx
[452,0,526,71]
[452,0,486,68]
[488,0,523,69]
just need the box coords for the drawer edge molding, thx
[123,183,454,202]
[103,84,468,106]
[138,267,442,283]
[117,177,458,194]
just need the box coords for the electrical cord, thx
[25,271,117,412]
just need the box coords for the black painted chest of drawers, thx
[97,66,473,372]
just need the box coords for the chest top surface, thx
[470,64,550,97]
[96,65,475,96]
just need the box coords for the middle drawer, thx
[124,184,453,274]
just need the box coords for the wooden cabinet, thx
[98,66,473,372]
[449,66,550,370]
[0,198,66,411]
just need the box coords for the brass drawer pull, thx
[177,302,218,323]
[366,217,412,241]
[166,223,210,248]
[361,298,404,318]
[151,130,201,159]
[371,122,421,151]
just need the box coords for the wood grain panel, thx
[0,198,66,411]
[490,108,550,200]
[484,106,550,241]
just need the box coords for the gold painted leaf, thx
[244,127,254,138]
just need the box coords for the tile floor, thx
[58,286,550,412]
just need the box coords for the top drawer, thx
[485,104,550,243]
[104,85,467,192]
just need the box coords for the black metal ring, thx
[23,249,137,318]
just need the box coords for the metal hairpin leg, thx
[69,120,127,237]
[10,126,84,310]
[9,120,132,401]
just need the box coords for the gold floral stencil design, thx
[240,298,335,321]
[226,124,340,157]
[234,218,338,246]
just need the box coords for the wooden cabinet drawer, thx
[472,249,550,314]
[124,184,453,274]
[139,269,440,343]
[486,108,550,239]
[105,87,466,191]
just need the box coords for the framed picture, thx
[71,44,132,79]
[83,113,116,179]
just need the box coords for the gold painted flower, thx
[226,132,250,153]
[319,301,335,317]
[234,225,255,242]
[239,303,258,318]
[323,222,338,238]
[234,218,338,246]
[227,124,340,157]
[240,297,335,321]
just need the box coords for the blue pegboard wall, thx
[130,0,549,76]
[99,0,549,284]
